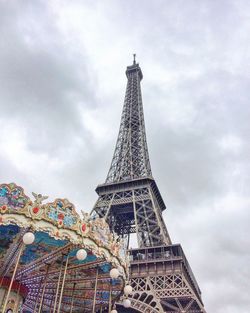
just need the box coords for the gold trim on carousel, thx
[0,183,129,276]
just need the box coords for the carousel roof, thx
[0,183,128,312]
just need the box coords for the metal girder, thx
[125,273,205,313]
[105,63,152,183]
[92,183,171,248]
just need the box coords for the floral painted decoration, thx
[0,183,29,210]
[46,199,77,227]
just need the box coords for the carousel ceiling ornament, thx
[0,183,130,313]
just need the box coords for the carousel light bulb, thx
[111,310,118,313]
[110,268,119,279]
[123,299,131,308]
[76,248,87,261]
[124,285,133,295]
[23,232,35,245]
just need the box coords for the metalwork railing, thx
[128,244,201,296]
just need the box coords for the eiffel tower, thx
[91,56,206,313]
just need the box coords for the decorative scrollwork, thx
[45,199,78,228]
[0,183,129,275]
[0,183,30,210]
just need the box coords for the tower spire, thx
[106,60,151,183]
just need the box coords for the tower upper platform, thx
[126,62,143,80]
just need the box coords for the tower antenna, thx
[133,53,136,64]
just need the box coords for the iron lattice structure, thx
[106,63,151,183]
[91,59,206,313]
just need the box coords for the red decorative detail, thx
[0,277,29,297]
[82,224,86,232]
[58,220,63,225]
[32,207,39,214]
[1,205,7,211]
[58,213,64,220]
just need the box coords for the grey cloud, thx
[0,0,98,157]
[0,1,249,312]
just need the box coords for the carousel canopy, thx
[0,183,129,313]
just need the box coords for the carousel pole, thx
[108,279,112,313]
[0,276,5,289]
[38,263,50,313]
[69,282,76,313]
[92,267,99,313]
[13,278,22,313]
[57,253,69,313]
[2,231,35,313]
[2,231,35,312]
[109,268,119,313]
[52,254,64,313]
[1,243,24,313]
[0,235,23,289]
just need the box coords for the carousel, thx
[0,183,133,313]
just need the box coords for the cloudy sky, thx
[0,0,249,312]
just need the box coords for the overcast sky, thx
[0,0,249,312]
